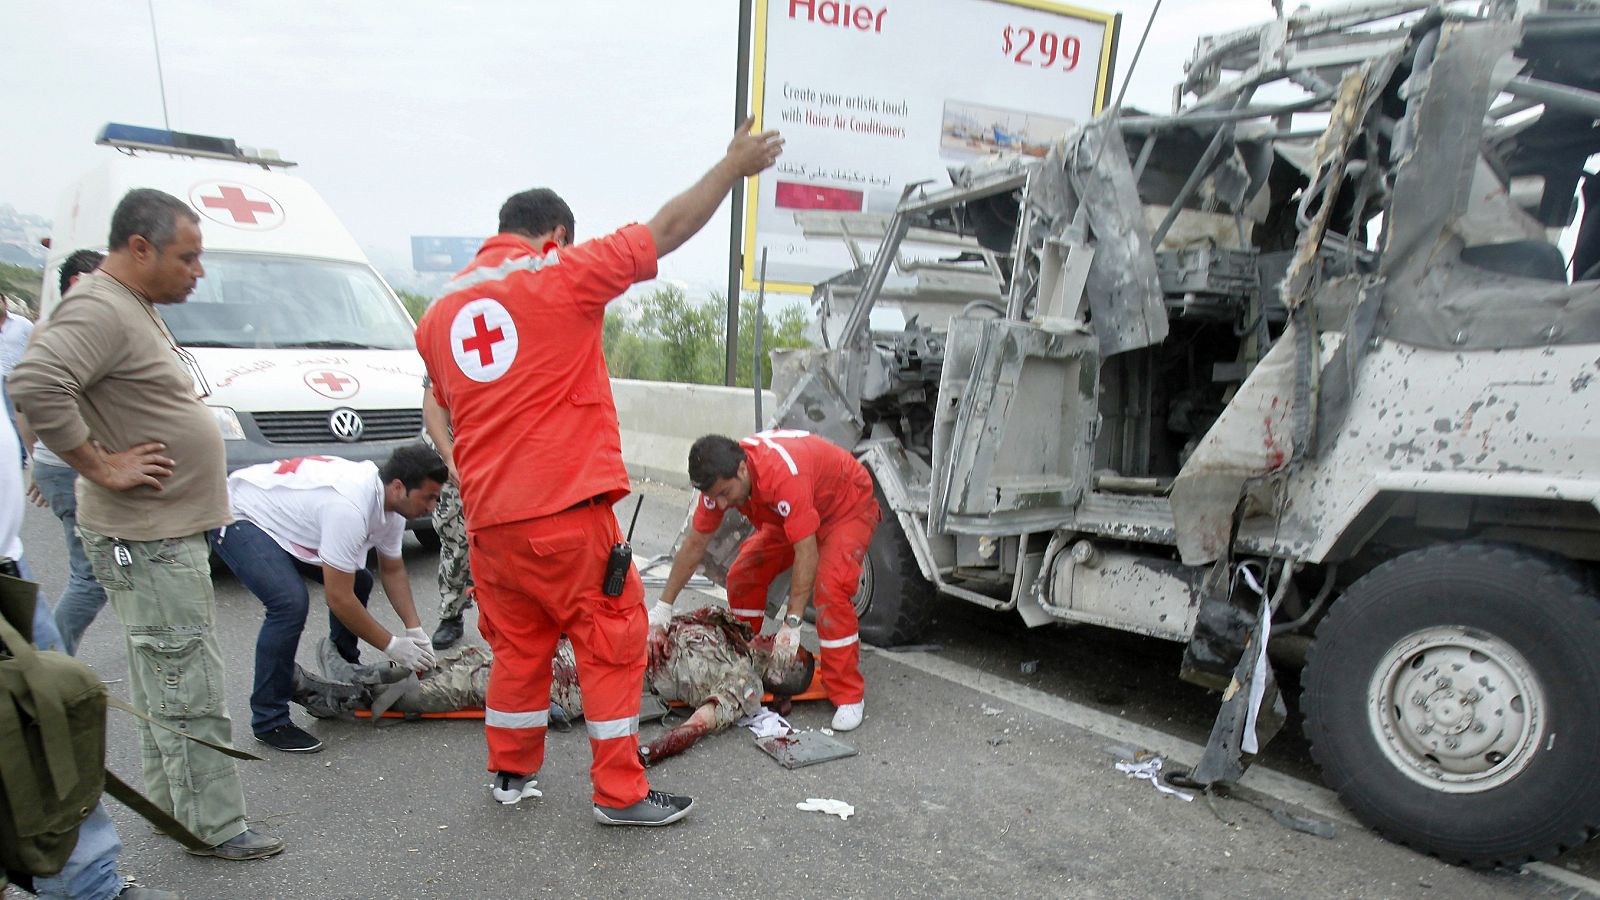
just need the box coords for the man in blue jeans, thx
[18,250,108,656]
[211,444,446,753]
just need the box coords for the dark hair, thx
[687,434,745,491]
[497,188,575,244]
[380,443,448,489]
[762,644,816,696]
[108,188,199,251]
[58,249,106,295]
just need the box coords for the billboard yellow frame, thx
[740,0,1120,294]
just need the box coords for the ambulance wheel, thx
[848,489,936,647]
[1301,543,1600,867]
[413,527,442,552]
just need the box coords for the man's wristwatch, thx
[783,613,803,628]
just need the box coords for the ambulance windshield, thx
[160,251,415,350]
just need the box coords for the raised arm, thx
[645,119,783,258]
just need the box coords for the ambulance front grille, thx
[250,409,423,444]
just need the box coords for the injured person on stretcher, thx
[291,607,815,765]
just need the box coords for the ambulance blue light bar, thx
[96,123,297,168]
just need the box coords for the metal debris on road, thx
[1270,808,1336,839]
[757,731,858,769]
[1115,756,1195,802]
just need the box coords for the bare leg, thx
[638,703,717,767]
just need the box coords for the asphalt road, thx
[11,479,1598,899]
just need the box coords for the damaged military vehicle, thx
[691,0,1600,868]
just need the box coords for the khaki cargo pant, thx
[79,528,248,847]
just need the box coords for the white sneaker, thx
[832,701,864,732]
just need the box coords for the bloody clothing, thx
[415,226,657,808]
[693,430,878,704]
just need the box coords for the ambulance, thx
[39,124,427,484]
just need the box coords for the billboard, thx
[411,236,486,273]
[744,0,1118,292]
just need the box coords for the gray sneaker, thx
[593,789,694,827]
[184,828,285,860]
[492,771,541,805]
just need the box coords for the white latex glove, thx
[405,626,433,654]
[772,622,801,666]
[385,634,436,671]
[647,600,674,631]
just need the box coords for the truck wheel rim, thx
[852,557,874,617]
[1368,625,1544,793]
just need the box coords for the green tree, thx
[603,310,662,381]
[0,263,43,315]
[603,285,812,387]
[636,285,725,385]
[396,289,430,323]
[734,295,811,389]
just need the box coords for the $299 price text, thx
[1001,25,1081,71]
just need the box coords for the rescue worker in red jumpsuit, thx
[415,121,783,827]
[653,430,880,732]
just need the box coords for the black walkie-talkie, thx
[603,495,645,596]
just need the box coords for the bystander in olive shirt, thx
[8,271,230,539]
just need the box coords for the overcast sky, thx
[1,0,1280,295]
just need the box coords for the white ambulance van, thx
[40,125,427,481]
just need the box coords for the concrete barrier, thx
[613,378,774,487]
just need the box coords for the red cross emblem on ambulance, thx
[451,298,518,382]
[304,369,359,399]
[190,181,284,231]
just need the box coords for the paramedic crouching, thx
[211,445,446,753]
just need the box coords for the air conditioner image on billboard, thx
[940,99,1074,160]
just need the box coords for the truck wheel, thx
[1302,543,1600,867]
[849,489,936,647]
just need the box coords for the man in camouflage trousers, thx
[421,387,474,648]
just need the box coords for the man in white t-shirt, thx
[212,444,447,753]
[0,296,36,465]
[0,297,35,374]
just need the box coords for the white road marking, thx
[870,647,1600,896]
[682,579,1598,893]
[873,647,1354,824]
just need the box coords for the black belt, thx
[562,494,609,514]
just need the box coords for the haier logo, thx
[789,0,887,33]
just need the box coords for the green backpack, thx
[0,570,256,890]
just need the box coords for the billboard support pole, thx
[724,0,755,387]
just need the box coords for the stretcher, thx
[352,669,831,719]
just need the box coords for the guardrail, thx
[612,378,773,488]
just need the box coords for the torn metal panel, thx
[1065,120,1170,357]
[934,318,1099,534]
[1169,326,1318,565]
[770,365,864,451]
[1372,19,1600,351]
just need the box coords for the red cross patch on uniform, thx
[451,298,518,382]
